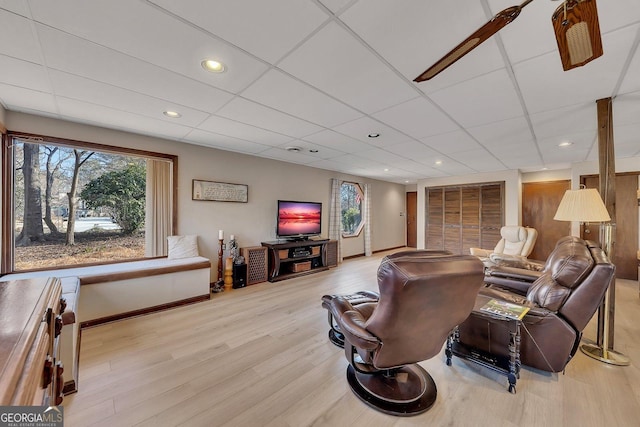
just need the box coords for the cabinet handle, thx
[42,356,53,388]
[54,315,63,338]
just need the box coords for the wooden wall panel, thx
[426,189,444,250]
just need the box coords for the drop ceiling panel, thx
[149,0,328,63]
[453,149,506,172]
[216,97,323,138]
[332,153,384,169]
[431,161,475,176]
[0,0,30,16]
[197,114,292,146]
[0,84,57,115]
[184,129,270,155]
[331,116,411,146]
[258,147,319,164]
[612,92,640,126]
[278,21,417,114]
[618,47,640,95]
[0,9,41,63]
[302,129,374,153]
[275,140,346,160]
[529,103,598,140]
[49,71,210,127]
[341,0,506,92]
[318,0,352,14]
[56,97,193,140]
[372,97,460,140]
[487,0,559,65]
[596,0,640,33]
[515,24,639,114]
[420,130,483,155]
[35,26,235,113]
[467,116,534,149]
[429,68,524,128]
[351,147,412,166]
[0,56,50,92]
[485,140,542,169]
[240,69,362,127]
[389,140,442,163]
[28,0,268,93]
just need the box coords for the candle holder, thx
[212,238,226,293]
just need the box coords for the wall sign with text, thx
[192,179,248,203]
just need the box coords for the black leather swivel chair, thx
[323,253,484,416]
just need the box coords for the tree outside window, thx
[341,182,365,237]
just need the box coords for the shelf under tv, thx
[261,239,334,282]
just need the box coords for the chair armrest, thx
[470,248,491,257]
[338,310,380,350]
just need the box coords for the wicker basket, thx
[291,261,311,272]
[279,249,290,259]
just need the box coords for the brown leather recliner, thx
[324,253,484,416]
[456,237,615,373]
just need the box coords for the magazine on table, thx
[480,299,530,320]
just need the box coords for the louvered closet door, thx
[425,183,504,255]
[426,189,444,250]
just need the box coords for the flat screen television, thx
[276,200,322,240]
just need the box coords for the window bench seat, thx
[1,255,211,394]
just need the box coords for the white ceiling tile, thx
[49,70,210,127]
[530,103,598,140]
[217,97,323,138]
[420,130,482,154]
[619,42,640,96]
[0,55,50,92]
[515,24,639,114]
[183,129,270,155]
[36,26,235,113]
[56,98,193,140]
[350,147,411,166]
[302,129,374,153]
[0,83,57,115]
[275,140,346,160]
[429,68,524,128]
[372,97,460,139]
[341,0,506,92]
[197,114,292,146]
[453,149,507,172]
[608,123,640,157]
[596,0,640,33]
[487,142,543,169]
[332,116,411,146]
[0,8,41,63]
[317,0,352,14]
[241,69,362,127]
[467,116,534,148]
[258,147,318,164]
[0,1,31,16]
[29,0,268,93]
[332,153,384,169]
[613,92,640,126]
[389,140,441,163]
[279,21,417,114]
[431,160,475,176]
[149,0,328,63]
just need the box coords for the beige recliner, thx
[470,226,537,268]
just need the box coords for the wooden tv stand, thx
[262,239,331,282]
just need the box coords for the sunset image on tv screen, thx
[278,201,321,235]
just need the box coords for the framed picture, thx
[192,179,248,203]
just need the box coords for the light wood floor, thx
[64,250,640,426]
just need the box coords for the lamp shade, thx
[554,188,610,222]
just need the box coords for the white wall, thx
[5,112,406,279]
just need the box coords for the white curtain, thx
[145,159,173,257]
[363,183,372,257]
[329,178,343,263]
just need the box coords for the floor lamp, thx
[554,187,630,366]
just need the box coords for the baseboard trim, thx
[80,294,210,329]
[62,380,77,395]
[343,246,407,260]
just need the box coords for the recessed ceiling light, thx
[368,133,380,138]
[558,141,573,147]
[286,146,302,152]
[163,110,181,118]
[309,149,319,153]
[201,59,226,73]
[384,168,389,172]
[435,160,443,165]
[405,180,410,183]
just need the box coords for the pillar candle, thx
[218,230,224,240]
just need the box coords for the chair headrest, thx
[501,226,527,243]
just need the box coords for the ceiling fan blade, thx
[414,1,533,82]
[552,0,603,71]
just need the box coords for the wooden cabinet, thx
[0,277,64,406]
[261,239,335,282]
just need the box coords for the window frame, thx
[341,181,365,238]
[1,131,178,274]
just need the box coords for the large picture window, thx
[2,133,176,273]
[341,182,364,237]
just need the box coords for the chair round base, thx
[346,364,437,416]
[328,329,345,347]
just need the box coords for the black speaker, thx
[233,263,247,288]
